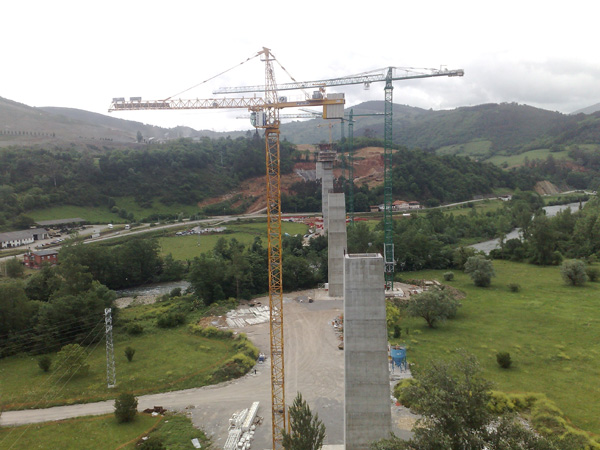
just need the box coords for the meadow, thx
[394,260,600,436]
[158,221,308,260]
[0,298,248,410]
[0,414,161,450]
[0,412,207,450]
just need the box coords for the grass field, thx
[158,221,308,260]
[437,140,493,159]
[0,414,162,450]
[28,205,125,224]
[440,199,506,217]
[486,148,571,167]
[0,412,209,450]
[26,197,205,225]
[394,260,600,436]
[0,299,243,410]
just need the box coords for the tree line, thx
[0,136,296,230]
[0,231,328,358]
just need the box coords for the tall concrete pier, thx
[327,193,347,297]
[344,253,391,450]
[318,150,335,232]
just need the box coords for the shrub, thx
[487,391,516,414]
[586,266,599,282]
[157,312,185,328]
[393,378,417,408]
[124,346,136,362]
[139,436,166,450]
[496,351,512,369]
[508,283,521,292]
[443,272,454,281]
[114,392,138,423]
[464,256,495,287]
[406,289,461,328]
[170,287,182,297]
[127,323,144,336]
[55,344,89,378]
[212,352,255,382]
[561,259,587,286]
[38,355,52,373]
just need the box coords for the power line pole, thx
[105,308,116,388]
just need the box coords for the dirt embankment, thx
[197,146,386,213]
[534,180,560,195]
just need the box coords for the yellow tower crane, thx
[109,47,344,450]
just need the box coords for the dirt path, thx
[0,291,415,448]
[0,293,345,448]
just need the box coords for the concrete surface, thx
[344,254,391,450]
[327,193,347,298]
[0,290,415,449]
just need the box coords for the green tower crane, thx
[215,66,464,288]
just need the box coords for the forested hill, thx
[0,136,294,228]
[281,102,600,158]
[4,95,600,160]
[0,96,239,148]
[0,136,531,230]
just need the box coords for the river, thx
[470,201,585,254]
[116,280,191,298]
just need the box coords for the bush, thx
[188,324,233,339]
[211,352,256,382]
[156,312,185,328]
[496,351,512,369]
[586,266,599,282]
[464,256,495,287]
[406,289,461,328]
[38,355,52,372]
[127,323,144,336]
[487,391,516,414]
[124,346,136,362]
[55,344,89,378]
[393,378,417,408]
[561,259,587,286]
[114,392,138,423]
[443,272,454,281]
[508,283,521,292]
[170,287,182,297]
[138,436,166,450]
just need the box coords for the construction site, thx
[107,47,463,449]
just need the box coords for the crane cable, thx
[164,51,263,101]
[270,51,312,99]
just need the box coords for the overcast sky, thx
[2,0,599,132]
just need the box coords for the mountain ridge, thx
[3,95,600,159]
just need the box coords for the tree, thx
[406,289,460,328]
[373,352,558,450]
[114,392,138,423]
[38,355,52,372]
[282,392,326,450]
[136,131,143,143]
[4,257,24,278]
[54,343,89,378]
[464,256,495,287]
[124,346,136,362]
[560,259,587,286]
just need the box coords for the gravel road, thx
[0,290,415,448]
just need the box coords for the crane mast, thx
[216,66,464,289]
[109,48,345,450]
[260,48,287,450]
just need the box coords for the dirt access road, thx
[0,292,345,448]
[1,291,414,448]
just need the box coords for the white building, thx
[0,228,49,249]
